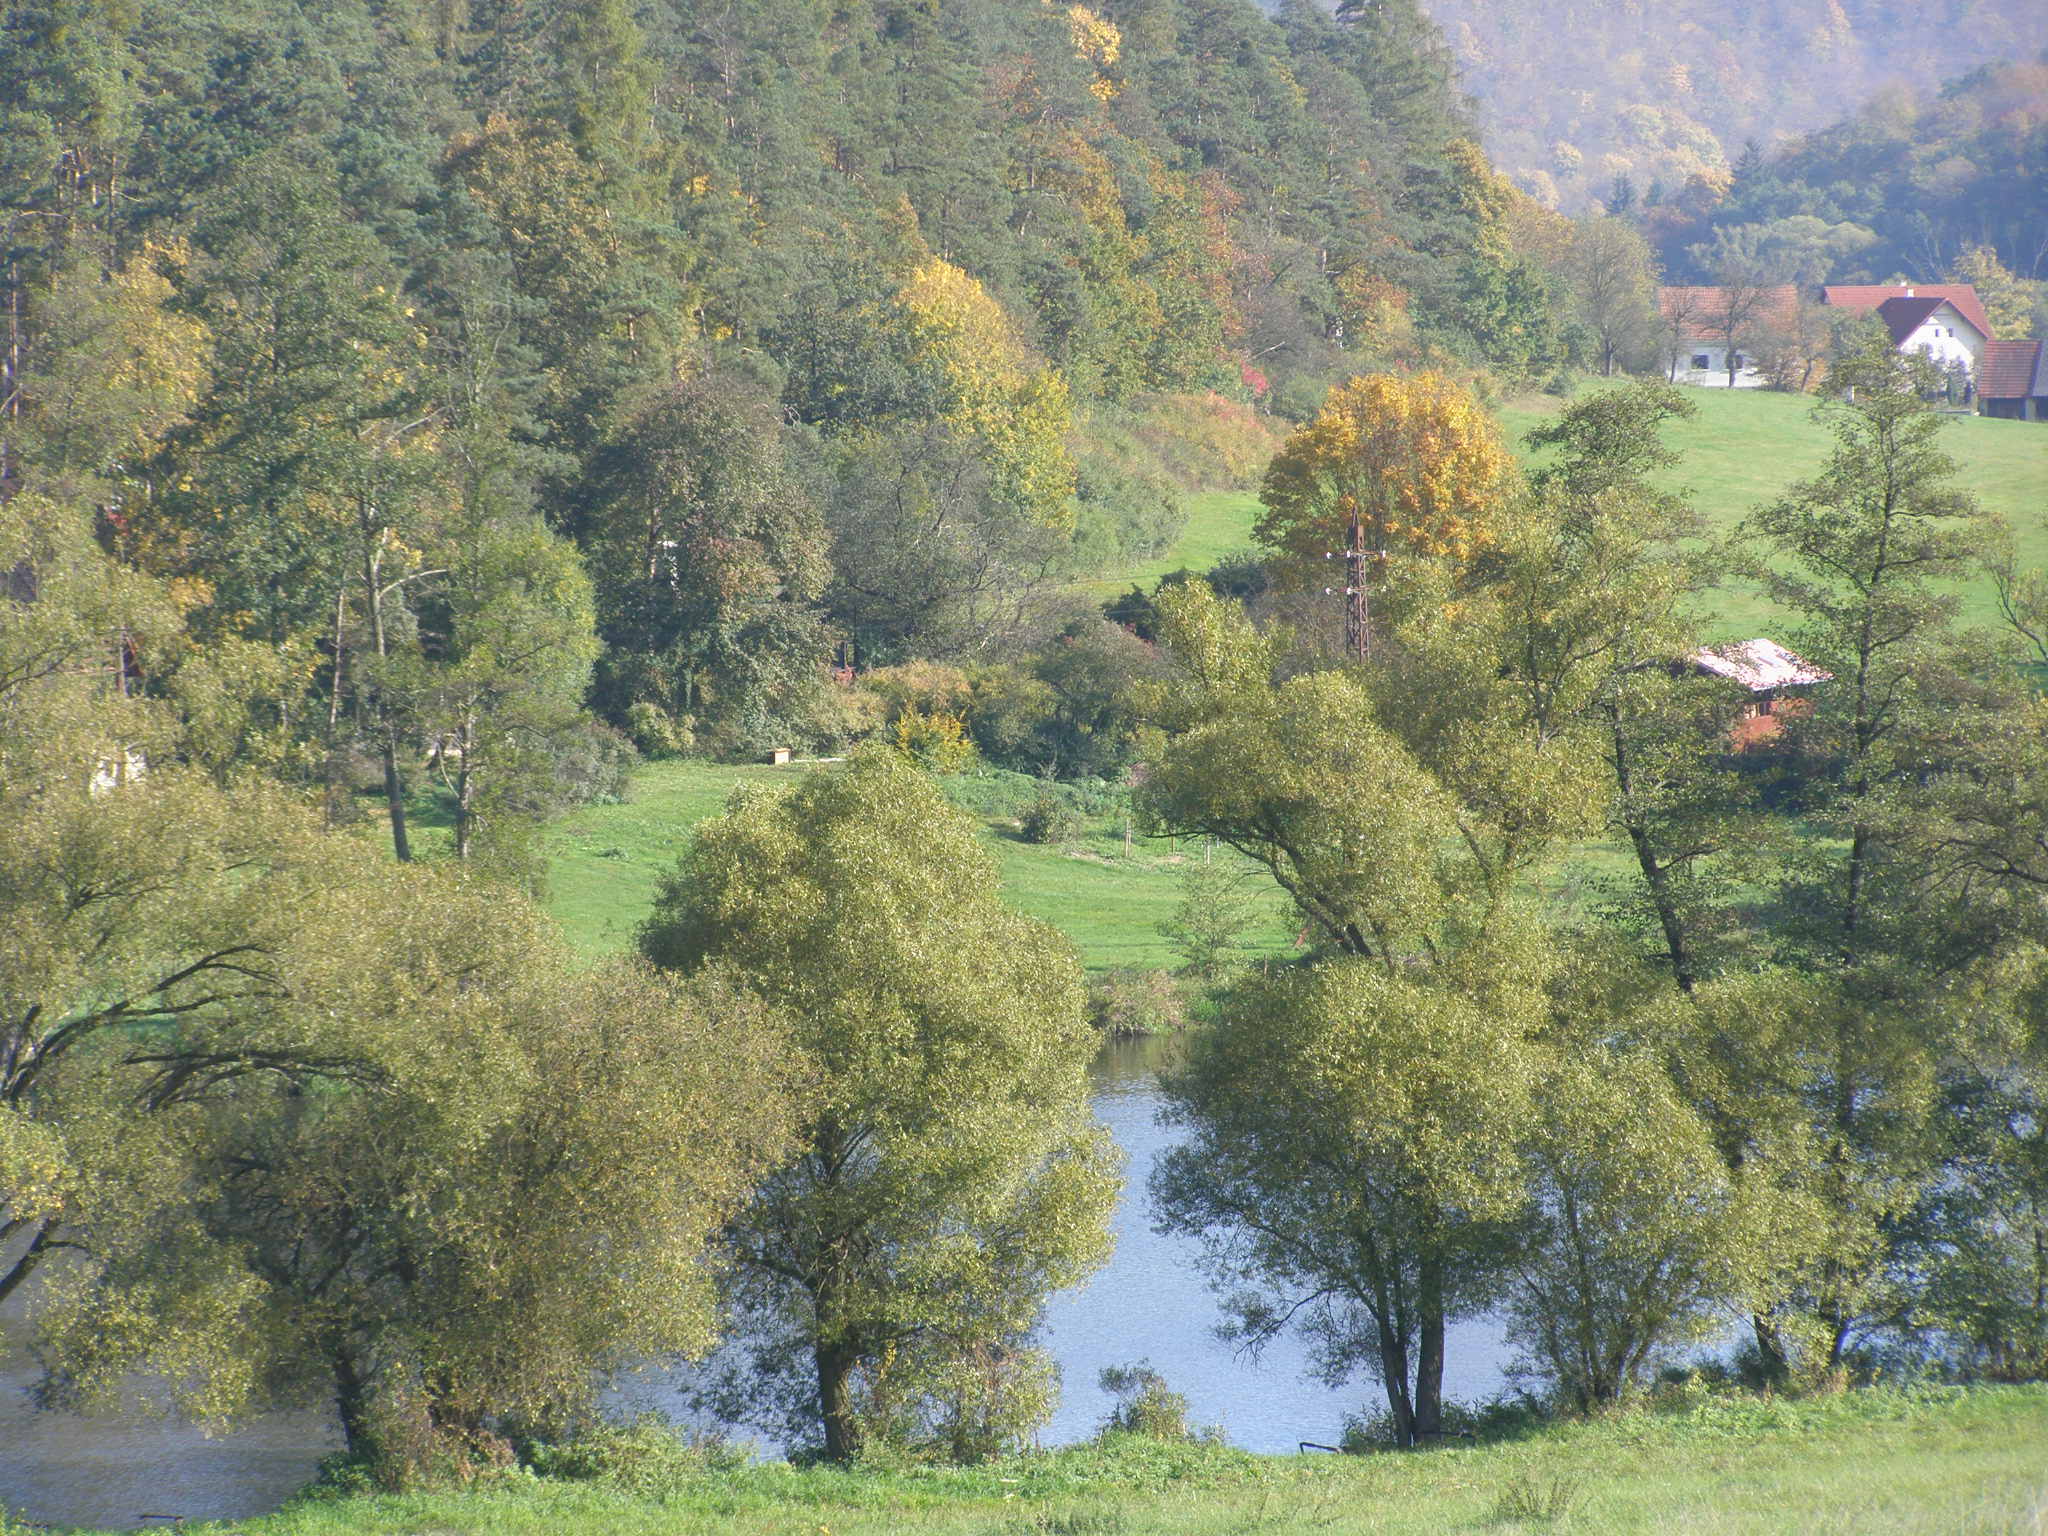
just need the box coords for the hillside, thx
[1094,387,2048,641]
[1417,0,2048,212]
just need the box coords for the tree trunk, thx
[815,1337,859,1463]
[381,738,412,862]
[361,524,411,862]
[1750,1314,1789,1383]
[1413,1253,1446,1440]
[1611,710,1697,993]
[331,1349,378,1464]
[454,719,475,860]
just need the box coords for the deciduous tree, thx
[639,751,1119,1461]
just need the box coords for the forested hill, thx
[2,0,1572,753]
[1657,60,2048,300]
[1416,0,2048,212]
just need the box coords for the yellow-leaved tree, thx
[897,258,1076,528]
[1255,371,1514,584]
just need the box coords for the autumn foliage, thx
[1254,373,1514,583]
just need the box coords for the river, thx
[0,1036,1511,1529]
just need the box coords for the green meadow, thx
[544,759,1294,971]
[1499,385,2048,640]
[77,1384,2048,1535]
[1112,387,2048,643]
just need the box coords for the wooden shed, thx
[1689,638,1831,749]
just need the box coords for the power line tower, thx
[1329,497,1371,663]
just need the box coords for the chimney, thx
[1904,287,1915,298]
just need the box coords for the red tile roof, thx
[1822,283,1994,341]
[1657,285,1802,342]
[1980,339,2045,400]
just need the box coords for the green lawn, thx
[1075,488,1263,598]
[544,759,1294,970]
[1499,384,2048,641]
[94,1385,2048,1535]
[1074,388,2046,644]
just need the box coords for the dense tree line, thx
[0,0,1603,806]
[1651,60,2048,312]
[1133,342,2048,1438]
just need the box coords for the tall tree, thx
[1742,325,1999,1367]
[639,752,1119,1461]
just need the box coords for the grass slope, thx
[545,760,1294,969]
[1499,385,2048,641]
[1076,489,1264,598]
[86,1386,2048,1535]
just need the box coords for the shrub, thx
[1019,784,1084,844]
[1159,858,1264,979]
[1489,1471,1581,1525]
[893,705,978,773]
[545,721,639,809]
[1087,969,1189,1037]
[624,701,694,759]
[1098,1363,1197,1442]
[523,1415,745,1495]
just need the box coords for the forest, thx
[1421,0,2048,219]
[5,0,2048,1521]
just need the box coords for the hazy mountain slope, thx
[1416,0,2048,209]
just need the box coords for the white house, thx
[1820,284,1993,381]
[1874,295,1988,381]
[1657,285,1800,388]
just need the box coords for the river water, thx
[0,1036,1510,1529]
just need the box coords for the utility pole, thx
[1343,496,1370,663]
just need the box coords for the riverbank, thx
[35,1385,2046,1535]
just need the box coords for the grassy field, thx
[1077,388,2047,644]
[545,759,1294,969]
[73,1385,2048,1535]
[1075,488,1264,598]
[1499,385,2047,640]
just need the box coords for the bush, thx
[1019,784,1084,844]
[1087,969,1189,1037]
[1125,391,1286,489]
[523,1415,745,1495]
[893,705,978,773]
[625,701,694,759]
[1098,1363,1199,1442]
[545,721,639,810]
[1340,1396,1546,1451]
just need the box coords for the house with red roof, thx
[1980,339,2048,421]
[1819,284,1992,384]
[1657,284,1802,388]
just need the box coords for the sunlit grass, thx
[125,1384,2048,1535]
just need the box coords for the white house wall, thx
[1668,343,1769,388]
[1900,304,1986,378]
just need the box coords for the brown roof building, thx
[1690,639,1831,750]
[1657,285,1802,387]
[1980,339,2048,421]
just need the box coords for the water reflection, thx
[1,1035,1509,1528]
[1039,1035,1505,1452]
[0,1338,337,1531]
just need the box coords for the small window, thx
[1691,353,1711,370]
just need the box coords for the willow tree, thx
[1136,582,1566,1441]
[639,751,1119,1461]
[1154,958,1541,1447]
